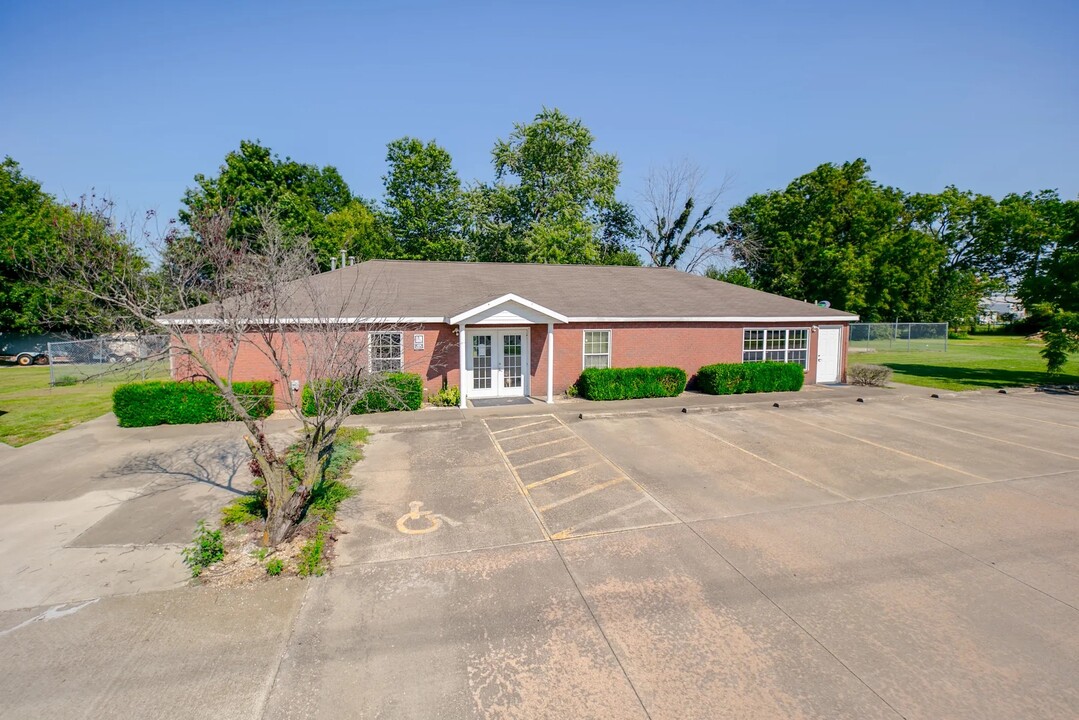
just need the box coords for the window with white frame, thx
[369,331,403,372]
[583,330,611,369]
[743,328,808,369]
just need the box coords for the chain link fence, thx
[849,323,949,353]
[48,335,171,385]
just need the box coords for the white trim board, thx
[449,294,568,325]
[160,313,858,326]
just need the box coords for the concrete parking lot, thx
[2,388,1078,718]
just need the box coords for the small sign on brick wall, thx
[413,334,425,351]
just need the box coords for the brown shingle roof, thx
[165,260,857,322]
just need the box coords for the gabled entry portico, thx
[448,294,568,408]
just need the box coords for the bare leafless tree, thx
[637,160,733,273]
[41,199,416,546]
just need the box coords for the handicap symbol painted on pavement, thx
[395,501,461,535]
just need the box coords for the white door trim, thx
[815,325,842,383]
[463,327,531,400]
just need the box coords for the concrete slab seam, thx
[859,501,1079,615]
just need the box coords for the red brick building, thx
[168,260,857,407]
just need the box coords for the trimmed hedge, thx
[301,372,423,416]
[696,361,805,395]
[576,366,688,401]
[112,380,275,428]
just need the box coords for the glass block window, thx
[743,328,808,369]
[583,330,611,369]
[369,331,403,372]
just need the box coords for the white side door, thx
[815,326,841,383]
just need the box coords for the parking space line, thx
[489,418,553,434]
[910,397,1079,430]
[514,447,591,468]
[883,409,1079,461]
[480,419,553,540]
[552,416,680,523]
[549,497,655,540]
[504,435,576,455]
[774,413,991,482]
[684,418,853,499]
[525,463,601,490]
[537,477,625,512]
[496,424,562,442]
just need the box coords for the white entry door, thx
[815,326,842,383]
[467,329,528,398]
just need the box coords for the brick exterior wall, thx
[174,321,849,406]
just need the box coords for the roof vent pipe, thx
[340,249,347,268]
[331,258,337,271]
[349,256,356,266]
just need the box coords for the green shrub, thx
[300,373,423,416]
[265,558,285,576]
[696,361,805,395]
[112,380,274,428]
[848,364,893,387]
[576,366,687,401]
[427,385,460,407]
[182,520,224,578]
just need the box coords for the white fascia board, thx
[448,294,569,325]
[157,316,445,326]
[566,315,859,323]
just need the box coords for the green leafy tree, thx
[470,108,636,264]
[0,157,64,333]
[723,159,917,320]
[310,199,395,267]
[1005,193,1079,372]
[705,265,755,288]
[1,159,147,334]
[179,140,352,257]
[383,138,466,260]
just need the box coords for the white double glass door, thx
[467,329,527,398]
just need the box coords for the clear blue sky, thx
[2,0,1076,221]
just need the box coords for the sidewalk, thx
[353,383,902,433]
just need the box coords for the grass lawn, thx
[0,365,164,447]
[848,334,1079,391]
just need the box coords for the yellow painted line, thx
[525,462,601,490]
[550,496,653,539]
[550,415,680,523]
[496,424,562,442]
[480,419,552,539]
[490,418,554,435]
[773,412,990,482]
[504,435,576,455]
[513,447,591,468]
[537,477,625,513]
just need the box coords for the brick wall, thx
[174,320,849,406]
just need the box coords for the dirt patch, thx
[195,519,342,588]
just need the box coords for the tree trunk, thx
[263,481,312,547]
